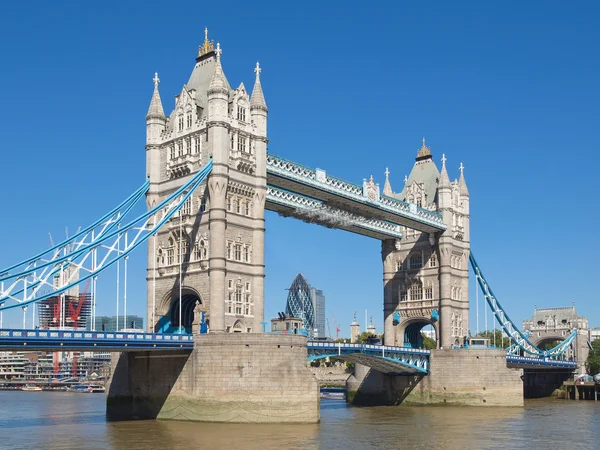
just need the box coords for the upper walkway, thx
[265,153,446,239]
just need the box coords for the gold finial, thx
[416,137,432,160]
[197,27,215,58]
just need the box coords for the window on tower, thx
[237,136,246,153]
[409,253,423,270]
[195,136,201,154]
[186,113,192,128]
[429,254,437,268]
[409,282,423,301]
[178,116,184,131]
[237,106,246,122]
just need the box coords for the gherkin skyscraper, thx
[285,274,315,336]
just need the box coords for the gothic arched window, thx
[409,253,422,270]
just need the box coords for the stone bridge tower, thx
[382,140,470,349]
[144,31,267,334]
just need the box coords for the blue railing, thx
[0,329,195,351]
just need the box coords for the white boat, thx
[21,385,43,391]
[67,384,105,393]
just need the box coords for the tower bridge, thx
[0,31,580,422]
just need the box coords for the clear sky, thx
[0,1,598,335]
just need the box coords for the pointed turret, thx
[439,153,451,187]
[207,43,229,96]
[458,162,469,196]
[250,62,268,112]
[146,72,165,120]
[437,153,452,210]
[383,167,393,196]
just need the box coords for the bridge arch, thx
[157,287,204,334]
[398,317,438,349]
[530,335,566,349]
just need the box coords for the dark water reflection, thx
[0,391,598,449]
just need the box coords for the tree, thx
[586,339,600,375]
[475,330,511,349]
[421,334,436,350]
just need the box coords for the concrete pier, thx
[106,334,319,423]
[347,349,523,407]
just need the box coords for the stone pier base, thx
[106,334,319,423]
[347,349,523,407]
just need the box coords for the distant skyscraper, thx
[311,288,326,338]
[285,274,315,337]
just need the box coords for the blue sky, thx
[0,1,598,334]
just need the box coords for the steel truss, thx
[307,341,430,374]
[470,253,577,360]
[0,161,213,311]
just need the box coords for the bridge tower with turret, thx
[144,30,268,335]
[381,140,470,349]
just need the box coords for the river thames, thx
[0,391,598,449]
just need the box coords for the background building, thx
[285,274,315,336]
[38,294,92,330]
[94,315,144,332]
[311,288,326,338]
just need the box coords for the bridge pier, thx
[106,334,319,423]
[347,349,523,407]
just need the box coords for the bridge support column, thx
[106,334,319,423]
[382,240,396,345]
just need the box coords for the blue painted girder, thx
[0,329,194,352]
[307,341,430,375]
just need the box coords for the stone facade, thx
[145,32,268,334]
[107,334,319,423]
[382,141,470,349]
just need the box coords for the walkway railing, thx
[266,153,445,231]
[0,329,194,351]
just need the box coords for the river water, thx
[0,391,598,449]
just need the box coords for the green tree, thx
[475,330,511,349]
[421,334,437,350]
[586,339,600,375]
[539,340,561,351]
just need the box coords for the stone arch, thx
[157,286,204,334]
[531,335,565,349]
[398,317,438,349]
[232,320,244,333]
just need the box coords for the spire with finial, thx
[416,137,432,161]
[250,61,268,111]
[458,162,469,195]
[439,153,451,187]
[146,72,165,120]
[208,42,229,96]
[197,27,215,60]
[382,167,393,196]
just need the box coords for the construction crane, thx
[331,313,341,339]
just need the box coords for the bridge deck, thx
[0,329,194,352]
